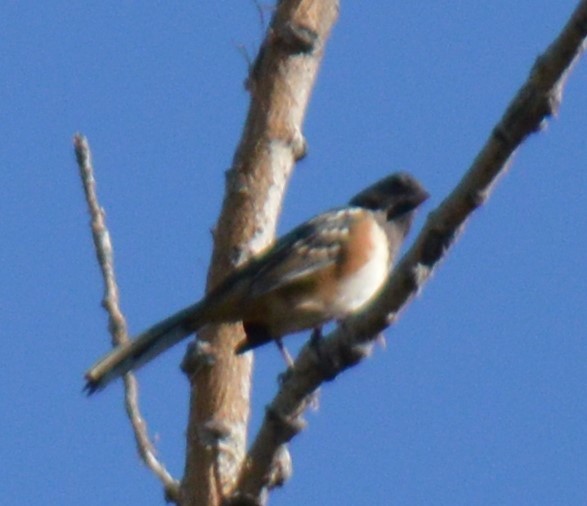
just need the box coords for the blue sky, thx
[1,2,586,505]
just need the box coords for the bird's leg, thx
[304,327,326,410]
[309,326,328,371]
[310,324,339,383]
[276,338,297,386]
[276,338,295,369]
[310,326,323,349]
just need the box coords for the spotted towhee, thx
[85,173,428,392]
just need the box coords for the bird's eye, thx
[387,201,412,219]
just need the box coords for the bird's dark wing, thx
[248,208,361,297]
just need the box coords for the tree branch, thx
[233,1,587,500]
[180,2,340,505]
[73,135,181,502]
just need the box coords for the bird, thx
[84,172,428,393]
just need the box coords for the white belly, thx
[332,222,389,315]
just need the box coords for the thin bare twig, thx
[233,0,587,499]
[73,134,180,502]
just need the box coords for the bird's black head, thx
[349,172,429,222]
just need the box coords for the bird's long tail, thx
[84,302,206,394]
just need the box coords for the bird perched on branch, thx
[85,173,428,393]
